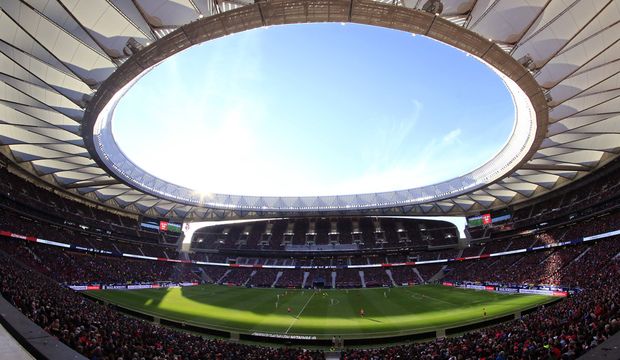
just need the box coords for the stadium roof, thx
[0,0,618,220]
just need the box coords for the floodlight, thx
[123,38,143,57]
[422,0,443,15]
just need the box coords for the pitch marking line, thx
[328,298,341,307]
[405,289,459,306]
[285,291,316,334]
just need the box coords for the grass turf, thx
[87,285,555,339]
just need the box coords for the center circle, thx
[111,23,514,198]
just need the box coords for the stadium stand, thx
[1,208,619,359]
[1,156,619,359]
[0,254,325,360]
[1,194,619,290]
[191,217,459,251]
[0,237,200,286]
[342,237,620,360]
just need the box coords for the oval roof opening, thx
[112,23,514,197]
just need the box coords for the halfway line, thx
[285,291,316,334]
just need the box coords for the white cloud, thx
[363,99,422,168]
[441,128,462,145]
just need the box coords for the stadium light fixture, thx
[422,0,443,15]
[545,93,553,104]
[518,54,538,71]
[122,37,143,57]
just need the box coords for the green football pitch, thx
[87,285,556,339]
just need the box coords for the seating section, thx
[1,217,619,360]
[190,217,460,252]
[0,167,182,247]
[0,237,200,285]
[0,206,178,261]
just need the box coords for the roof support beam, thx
[521,163,591,171]
[64,179,120,189]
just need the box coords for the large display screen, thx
[159,220,182,233]
[140,217,160,231]
[467,213,491,227]
[141,218,182,233]
[467,211,512,228]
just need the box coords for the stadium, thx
[0,0,619,359]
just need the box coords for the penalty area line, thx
[285,291,316,334]
[405,288,459,306]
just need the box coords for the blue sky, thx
[113,23,514,197]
